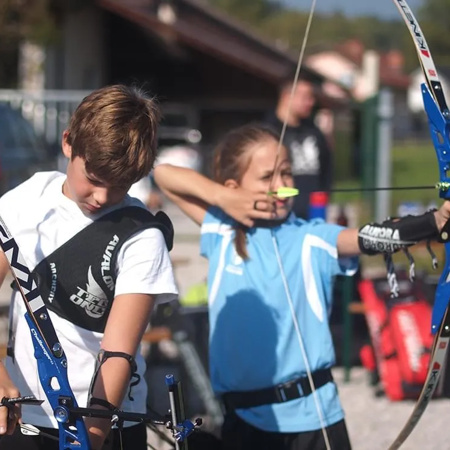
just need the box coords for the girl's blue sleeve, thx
[309,220,359,276]
[200,207,234,259]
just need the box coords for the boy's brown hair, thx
[66,84,160,187]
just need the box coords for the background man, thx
[265,75,333,219]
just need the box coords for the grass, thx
[390,141,439,211]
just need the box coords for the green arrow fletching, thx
[268,187,299,198]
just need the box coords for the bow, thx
[270,1,450,447]
[0,214,199,449]
[386,1,450,448]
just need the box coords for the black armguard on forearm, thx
[358,210,439,255]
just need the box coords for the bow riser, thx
[422,81,450,334]
[422,83,450,197]
[25,314,89,449]
[421,83,450,333]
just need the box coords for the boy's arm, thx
[0,362,20,435]
[0,252,21,435]
[0,252,9,287]
[85,292,155,449]
[154,164,276,227]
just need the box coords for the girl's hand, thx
[435,200,450,231]
[218,187,276,227]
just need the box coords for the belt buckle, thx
[275,380,303,402]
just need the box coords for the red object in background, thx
[309,191,329,220]
[358,277,433,401]
[336,205,348,226]
[310,191,328,207]
[360,344,377,372]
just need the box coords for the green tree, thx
[206,0,419,71]
[209,0,281,26]
[419,0,450,66]
[0,0,58,88]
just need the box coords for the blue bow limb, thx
[422,82,450,334]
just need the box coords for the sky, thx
[281,0,424,20]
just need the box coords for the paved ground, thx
[2,201,450,449]
[336,367,450,450]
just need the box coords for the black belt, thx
[221,368,333,411]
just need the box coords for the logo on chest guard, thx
[47,262,58,304]
[70,266,108,318]
[101,234,120,291]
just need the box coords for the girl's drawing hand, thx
[219,187,276,227]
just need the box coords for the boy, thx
[0,84,178,450]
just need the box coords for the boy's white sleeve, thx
[114,227,178,303]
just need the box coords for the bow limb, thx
[387,1,450,448]
[0,216,91,449]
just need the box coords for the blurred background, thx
[1,0,446,210]
[2,0,450,445]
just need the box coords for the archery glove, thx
[358,210,439,255]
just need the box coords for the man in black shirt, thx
[265,76,333,219]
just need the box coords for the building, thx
[28,0,349,155]
[306,39,412,140]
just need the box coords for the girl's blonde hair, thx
[212,123,280,259]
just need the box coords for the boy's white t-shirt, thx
[0,171,178,428]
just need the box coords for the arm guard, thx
[358,210,439,255]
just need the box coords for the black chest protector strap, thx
[32,207,173,333]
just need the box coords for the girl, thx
[154,123,449,450]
